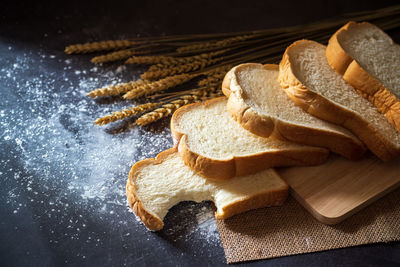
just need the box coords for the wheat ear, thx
[94,102,161,125]
[141,58,222,80]
[176,34,256,53]
[87,79,150,98]
[123,73,197,100]
[136,86,222,126]
[125,48,230,65]
[65,40,138,54]
[198,70,228,87]
[91,48,137,63]
[135,96,201,126]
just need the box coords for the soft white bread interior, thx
[222,63,366,160]
[126,148,288,231]
[326,21,400,132]
[171,97,329,180]
[279,39,400,161]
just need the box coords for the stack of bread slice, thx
[326,22,400,132]
[126,22,400,231]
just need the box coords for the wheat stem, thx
[66,5,400,55]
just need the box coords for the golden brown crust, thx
[215,190,288,219]
[226,95,275,138]
[224,64,276,138]
[279,40,399,161]
[126,148,179,231]
[177,134,236,179]
[171,96,329,180]
[344,60,400,133]
[224,63,365,160]
[221,68,234,96]
[215,170,288,219]
[326,21,400,133]
[326,21,356,75]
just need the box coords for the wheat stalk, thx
[123,73,198,100]
[65,5,400,55]
[65,40,139,54]
[136,87,222,126]
[88,79,150,98]
[65,5,400,129]
[66,5,400,56]
[94,102,161,125]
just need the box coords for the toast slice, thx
[126,148,288,231]
[279,39,400,161]
[171,97,329,180]
[326,21,400,132]
[222,63,366,160]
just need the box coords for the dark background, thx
[1,0,399,266]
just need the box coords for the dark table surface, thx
[1,1,400,266]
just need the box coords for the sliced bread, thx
[222,63,366,160]
[126,148,288,231]
[170,97,329,180]
[326,21,400,132]
[279,39,400,161]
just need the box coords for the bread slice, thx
[279,39,400,161]
[126,148,288,231]
[222,63,366,160]
[170,97,329,180]
[326,21,400,132]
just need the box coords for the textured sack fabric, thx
[216,188,400,263]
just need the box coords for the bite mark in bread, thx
[126,148,288,231]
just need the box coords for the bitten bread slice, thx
[126,148,288,231]
[171,97,329,180]
[222,63,366,160]
[326,21,400,132]
[279,39,400,161]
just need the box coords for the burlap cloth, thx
[216,188,400,263]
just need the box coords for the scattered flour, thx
[0,44,221,253]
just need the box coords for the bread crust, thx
[326,21,400,133]
[126,148,179,231]
[224,64,276,138]
[223,63,366,160]
[214,169,288,219]
[279,40,399,161]
[171,97,329,180]
[326,21,355,75]
[221,67,234,96]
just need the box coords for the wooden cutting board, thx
[277,153,400,225]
